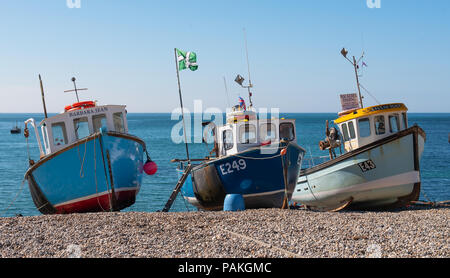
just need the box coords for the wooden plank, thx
[161,164,194,212]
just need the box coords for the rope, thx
[98,134,114,212]
[216,227,302,258]
[24,127,34,165]
[35,201,50,211]
[1,125,35,216]
[421,190,435,204]
[178,188,191,212]
[410,188,450,208]
[77,137,89,178]
[410,200,450,208]
[359,83,381,105]
[92,135,107,212]
[1,178,26,217]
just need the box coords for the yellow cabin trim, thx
[334,103,408,124]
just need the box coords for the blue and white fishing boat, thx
[162,37,305,212]
[23,77,156,214]
[176,105,306,211]
[291,49,426,211]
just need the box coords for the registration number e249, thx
[219,159,247,175]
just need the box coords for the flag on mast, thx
[238,96,246,111]
[176,49,198,71]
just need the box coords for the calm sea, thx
[0,113,449,217]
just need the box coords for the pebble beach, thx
[0,207,448,258]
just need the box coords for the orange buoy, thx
[64,101,95,112]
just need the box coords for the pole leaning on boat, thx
[174,48,190,163]
[38,74,48,119]
[161,48,200,212]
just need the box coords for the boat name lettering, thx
[219,159,247,175]
[68,107,108,117]
[365,104,402,113]
[358,159,376,172]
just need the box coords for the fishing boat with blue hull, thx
[162,39,305,212]
[291,49,426,211]
[23,77,156,214]
[176,107,305,211]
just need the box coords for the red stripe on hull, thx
[54,189,138,214]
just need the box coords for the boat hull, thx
[25,131,145,214]
[180,142,305,211]
[292,125,426,210]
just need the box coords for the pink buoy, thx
[144,160,158,175]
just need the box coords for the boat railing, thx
[301,155,331,170]
[172,158,210,171]
[24,118,45,158]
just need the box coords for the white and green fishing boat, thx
[291,49,426,211]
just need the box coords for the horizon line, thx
[1,111,450,114]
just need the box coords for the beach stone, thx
[0,207,448,258]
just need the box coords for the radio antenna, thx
[233,28,254,108]
[64,77,88,102]
[243,28,253,108]
[223,76,231,107]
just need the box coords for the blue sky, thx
[0,0,449,113]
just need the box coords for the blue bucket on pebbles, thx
[223,194,245,211]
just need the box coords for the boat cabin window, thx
[239,124,257,144]
[74,117,90,139]
[341,123,350,141]
[51,122,68,146]
[223,129,234,150]
[279,122,295,141]
[374,115,386,135]
[348,121,356,139]
[113,112,125,133]
[259,123,277,142]
[402,112,408,129]
[389,114,400,133]
[358,118,371,138]
[92,114,107,132]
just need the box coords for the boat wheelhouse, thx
[334,103,409,152]
[217,107,297,157]
[38,104,128,155]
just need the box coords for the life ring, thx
[64,101,95,112]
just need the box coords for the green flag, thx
[176,49,198,71]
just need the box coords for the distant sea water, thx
[0,113,449,217]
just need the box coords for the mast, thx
[243,28,253,108]
[235,29,254,109]
[174,48,190,162]
[38,74,48,119]
[341,48,364,108]
[352,56,364,108]
[64,77,88,102]
[223,76,231,107]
